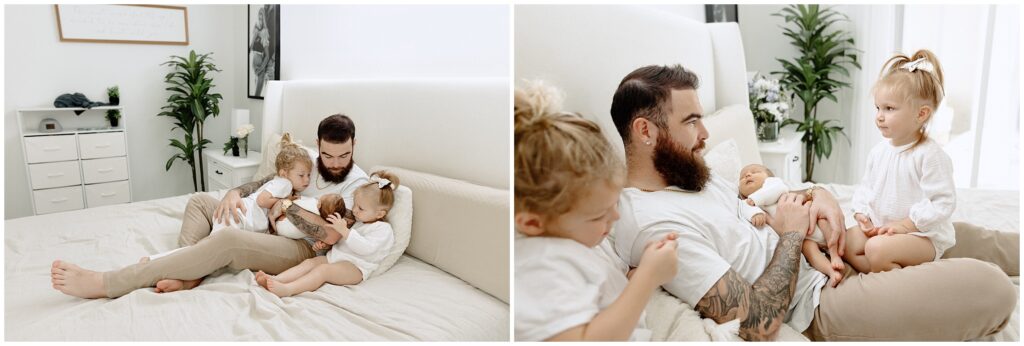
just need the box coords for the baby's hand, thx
[751,213,767,228]
[854,213,875,234]
[745,198,755,206]
[312,241,329,251]
[635,233,679,286]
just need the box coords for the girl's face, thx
[281,164,311,192]
[545,181,622,248]
[352,189,386,223]
[873,88,928,146]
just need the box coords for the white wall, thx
[639,5,705,23]
[232,4,510,149]
[4,5,239,219]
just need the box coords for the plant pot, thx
[758,122,779,142]
[108,96,119,106]
[109,118,119,127]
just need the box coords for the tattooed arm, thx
[284,204,343,245]
[695,193,811,341]
[214,174,275,224]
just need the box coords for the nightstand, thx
[758,129,804,183]
[204,150,262,191]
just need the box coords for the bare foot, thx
[51,260,107,299]
[830,253,845,271]
[828,270,844,288]
[254,270,273,289]
[138,257,150,264]
[265,279,291,298]
[154,278,202,293]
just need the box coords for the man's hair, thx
[610,64,700,146]
[515,81,624,219]
[317,114,356,144]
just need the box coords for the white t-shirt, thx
[514,234,651,341]
[326,221,395,281]
[851,139,956,259]
[214,176,293,233]
[300,146,369,208]
[611,174,827,333]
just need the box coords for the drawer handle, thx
[98,168,114,173]
[43,147,61,152]
[101,192,117,197]
[215,170,223,175]
[95,143,111,148]
[50,197,68,203]
[46,173,65,178]
[792,156,799,162]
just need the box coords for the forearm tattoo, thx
[232,174,274,198]
[285,204,327,240]
[696,232,804,341]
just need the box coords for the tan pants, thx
[805,222,1019,341]
[103,194,315,298]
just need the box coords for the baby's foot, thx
[254,270,273,289]
[138,256,150,264]
[830,254,845,271]
[828,270,844,288]
[265,279,291,298]
[51,260,107,299]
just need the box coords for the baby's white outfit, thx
[149,177,292,260]
[738,177,826,246]
[274,196,323,240]
[851,139,956,260]
[326,221,395,281]
[515,235,651,341]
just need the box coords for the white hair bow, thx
[901,58,934,73]
[370,176,393,189]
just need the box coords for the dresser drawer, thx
[24,135,78,163]
[208,159,232,188]
[79,132,126,159]
[33,186,84,214]
[81,157,129,184]
[28,161,82,189]
[85,180,131,207]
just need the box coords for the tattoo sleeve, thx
[285,204,328,240]
[695,232,805,341]
[231,174,274,198]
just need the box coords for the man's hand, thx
[214,190,246,225]
[774,193,810,236]
[751,213,767,228]
[809,188,846,257]
[634,233,678,286]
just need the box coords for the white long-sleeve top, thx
[327,221,395,280]
[851,138,956,257]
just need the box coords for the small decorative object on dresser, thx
[747,73,792,142]
[106,86,119,105]
[105,109,121,127]
[226,123,255,158]
[17,105,132,215]
[204,150,261,191]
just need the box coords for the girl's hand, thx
[877,221,913,236]
[854,213,877,235]
[635,233,679,286]
[326,212,350,238]
[751,213,767,228]
[312,241,329,251]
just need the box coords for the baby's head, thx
[738,164,774,199]
[514,81,625,248]
[872,49,945,149]
[276,133,313,192]
[352,171,400,224]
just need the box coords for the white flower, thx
[235,123,255,138]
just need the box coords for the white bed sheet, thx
[4,192,508,341]
[645,184,1019,341]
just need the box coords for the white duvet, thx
[4,192,508,341]
[644,184,1020,341]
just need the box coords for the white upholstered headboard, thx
[261,78,510,302]
[515,5,759,163]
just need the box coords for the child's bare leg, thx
[266,261,363,298]
[270,256,328,284]
[843,226,871,273]
[864,234,936,273]
[804,240,842,287]
[816,219,844,271]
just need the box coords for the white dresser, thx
[17,106,132,215]
[758,129,804,183]
[204,150,262,191]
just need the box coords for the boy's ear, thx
[514,212,546,236]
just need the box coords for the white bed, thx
[516,5,1018,341]
[5,78,510,341]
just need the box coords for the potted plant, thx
[107,86,119,105]
[748,74,792,141]
[772,4,860,181]
[105,109,121,127]
[157,50,223,192]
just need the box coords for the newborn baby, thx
[271,193,354,248]
[738,164,845,287]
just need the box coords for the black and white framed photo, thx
[248,4,280,99]
[705,5,738,23]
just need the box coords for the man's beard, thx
[318,157,354,184]
[652,131,710,192]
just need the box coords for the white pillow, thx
[369,183,413,279]
[703,138,744,185]
[253,132,283,180]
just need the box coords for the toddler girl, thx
[256,171,400,297]
[844,49,956,273]
[513,81,678,341]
